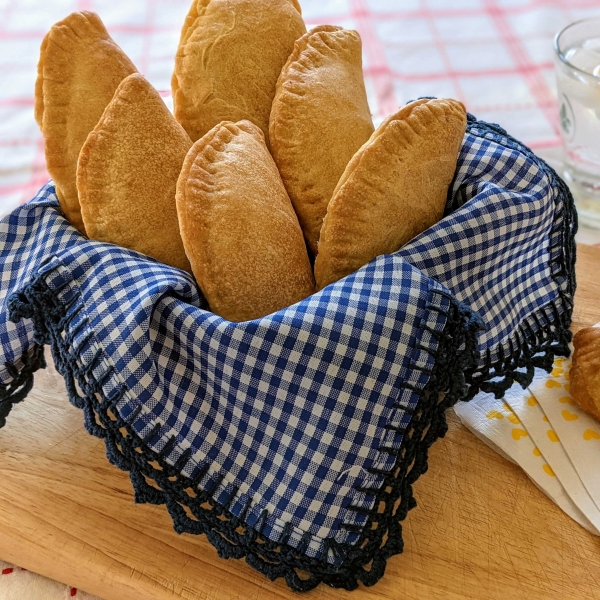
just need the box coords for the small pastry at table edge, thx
[570,326,600,422]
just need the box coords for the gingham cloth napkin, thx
[0,110,576,591]
[0,0,590,596]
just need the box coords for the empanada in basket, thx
[315,98,467,290]
[172,0,306,145]
[176,120,315,322]
[270,26,374,256]
[77,74,192,272]
[35,11,137,234]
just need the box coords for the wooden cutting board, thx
[1,245,599,600]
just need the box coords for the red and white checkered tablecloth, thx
[0,562,97,600]
[1,0,599,598]
[2,0,600,241]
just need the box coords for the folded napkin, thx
[0,114,578,591]
[455,325,600,535]
[454,386,598,534]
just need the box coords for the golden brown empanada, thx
[314,98,467,290]
[172,0,306,145]
[77,74,192,272]
[571,327,600,422]
[35,11,137,234]
[176,120,315,322]
[270,25,374,256]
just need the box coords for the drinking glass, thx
[555,18,600,229]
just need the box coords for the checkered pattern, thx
[398,120,559,362]
[2,0,600,240]
[0,123,568,558]
[23,213,447,557]
[0,182,81,380]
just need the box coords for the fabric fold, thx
[0,115,576,591]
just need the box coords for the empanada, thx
[176,120,315,322]
[35,11,137,234]
[172,0,306,145]
[314,98,467,290]
[77,74,192,272]
[571,327,600,421]
[270,26,374,256]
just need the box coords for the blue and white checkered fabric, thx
[0,120,570,559]
[0,186,81,381]
[398,120,566,365]
[26,226,451,558]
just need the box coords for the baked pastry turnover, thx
[571,327,600,422]
[314,98,467,290]
[77,74,192,272]
[35,11,137,234]
[172,0,306,145]
[270,25,374,256]
[176,120,315,322]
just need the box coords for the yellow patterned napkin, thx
[454,325,600,535]
[503,371,600,532]
[529,354,600,512]
[454,388,598,534]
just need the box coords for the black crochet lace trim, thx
[0,342,45,428]
[6,274,481,592]
[459,116,578,400]
[0,118,577,592]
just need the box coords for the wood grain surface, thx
[0,245,599,600]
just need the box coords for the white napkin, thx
[502,373,600,532]
[455,323,600,535]
[454,389,598,534]
[528,355,600,511]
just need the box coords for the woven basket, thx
[0,113,577,592]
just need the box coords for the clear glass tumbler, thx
[555,18,600,229]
